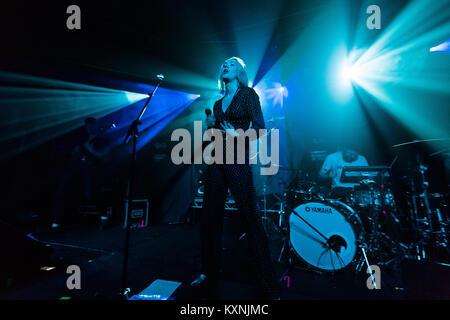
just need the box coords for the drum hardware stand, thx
[361,214,409,267]
[277,239,327,277]
[407,190,428,260]
[418,163,435,232]
[278,196,284,228]
[119,74,164,299]
[275,195,291,265]
[363,165,410,266]
[435,208,448,247]
[405,160,449,261]
[361,246,377,289]
[354,241,368,273]
[263,183,267,217]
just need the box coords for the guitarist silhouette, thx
[50,117,115,228]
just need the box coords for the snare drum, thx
[289,200,365,271]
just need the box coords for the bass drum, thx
[289,200,365,271]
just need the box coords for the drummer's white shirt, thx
[320,151,369,188]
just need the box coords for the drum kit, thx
[262,142,449,277]
[270,166,407,275]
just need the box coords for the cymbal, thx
[429,148,450,157]
[392,138,450,148]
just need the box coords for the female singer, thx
[191,57,279,299]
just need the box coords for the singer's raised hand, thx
[220,121,239,138]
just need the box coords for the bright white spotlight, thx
[341,60,360,82]
[188,93,201,100]
[125,91,149,103]
[265,82,288,107]
[429,39,450,53]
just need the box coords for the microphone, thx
[148,74,165,96]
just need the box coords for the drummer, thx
[318,144,369,199]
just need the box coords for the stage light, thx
[0,70,201,160]
[341,0,450,142]
[328,46,357,104]
[340,60,359,83]
[125,91,149,103]
[188,93,201,100]
[430,39,450,53]
[339,48,366,85]
[265,82,288,107]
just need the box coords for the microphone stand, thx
[120,75,164,299]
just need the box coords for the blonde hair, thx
[218,57,249,94]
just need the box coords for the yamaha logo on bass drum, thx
[304,206,333,214]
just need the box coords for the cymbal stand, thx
[407,162,446,260]
[274,192,288,263]
[406,176,428,260]
[362,169,409,266]
[278,195,284,228]
[362,247,377,289]
[263,183,267,218]
[435,208,448,248]
[418,164,434,232]
[420,166,447,250]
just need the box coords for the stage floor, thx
[1,219,449,300]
